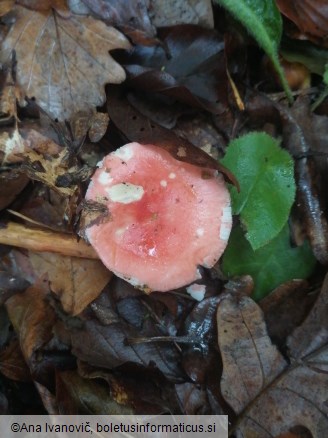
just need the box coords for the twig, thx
[0,222,98,259]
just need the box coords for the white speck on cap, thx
[169,173,176,179]
[98,172,113,185]
[160,180,167,187]
[113,144,134,161]
[196,228,204,237]
[221,205,231,223]
[107,183,144,204]
[220,225,231,241]
[186,284,206,301]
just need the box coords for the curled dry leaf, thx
[217,293,287,415]
[1,5,130,120]
[29,252,112,316]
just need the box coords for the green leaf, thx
[221,132,295,250]
[222,225,316,300]
[216,0,293,103]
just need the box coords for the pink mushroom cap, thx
[85,142,232,292]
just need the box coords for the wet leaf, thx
[222,225,316,300]
[70,317,184,381]
[260,280,317,346]
[217,292,287,414]
[1,5,130,120]
[117,24,228,113]
[221,132,296,249]
[175,382,211,414]
[30,252,112,316]
[56,370,133,414]
[277,0,328,43]
[0,339,31,382]
[216,0,293,102]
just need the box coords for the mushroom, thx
[85,142,232,292]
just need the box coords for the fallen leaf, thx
[0,339,31,382]
[217,292,287,415]
[175,382,211,414]
[56,370,133,414]
[287,272,328,359]
[1,5,130,120]
[88,112,109,142]
[260,280,317,347]
[277,0,328,45]
[0,271,30,305]
[0,170,29,211]
[117,24,228,113]
[70,0,157,45]
[0,0,14,17]
[5,285,56,372]
[234,344,328,437]
[17,0,70,15]
[70,317,184,381]
[30,252,112,316]
[149,0,214,28]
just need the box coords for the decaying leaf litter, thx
[0,0,328,435]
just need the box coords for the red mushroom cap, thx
[85,142,231,292]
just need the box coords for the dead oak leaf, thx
[1,5,130,120]
[30,252,112,316]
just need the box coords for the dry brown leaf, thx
[1,5,130,120]
[149,0,214,28]
[17,0,70,16]
[30,252,112,316]
[5,285,56,365]
[0,0,14,17]
[234,345,328,437]
[217,293,287,414]
[217,292,328,437]
[88,112,109,142]
[287,273,328,359]
[0,339,31,382]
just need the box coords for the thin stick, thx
[0,222,98,259]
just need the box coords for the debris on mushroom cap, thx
[85,142,232,292]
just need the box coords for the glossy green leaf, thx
[221,132,295,250]
[216,0,293,103]
[222,225,316,300]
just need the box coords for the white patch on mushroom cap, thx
[219,205,232,241]
[160,180,167,187]
[196,228,204,237]
[186,284,206,301]
[219,225,231,241]
[107,183,144,204]
[169,173,176,179]
[113,144,134,161]
[98,172,113,185]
